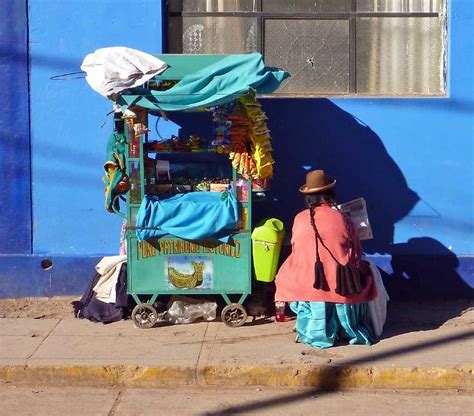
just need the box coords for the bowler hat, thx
[299,170,336,194]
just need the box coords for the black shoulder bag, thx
[311,209,369,296]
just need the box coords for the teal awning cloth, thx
[117,53,289,112]
[151,54,231,81]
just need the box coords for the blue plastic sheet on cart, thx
[135,192,239,242]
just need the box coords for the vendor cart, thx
[102,53,287,328]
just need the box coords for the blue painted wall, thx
[0,0,31,254]
[29,0,163,256]
[0,0,472,299]
[0,0,163,297]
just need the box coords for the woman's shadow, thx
[252,98,472,336]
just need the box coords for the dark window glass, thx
[357,0,444,12]
[264,19,350,94]
[262,0,351,13]
[172,16,258,54]
[356,17,445,95]
[171,0,257,12]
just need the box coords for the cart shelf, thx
[150,151,230,163]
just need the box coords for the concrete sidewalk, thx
[0,301,472,390]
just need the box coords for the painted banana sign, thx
[168,261,204,289]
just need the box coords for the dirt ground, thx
[0,295,472,328]
[0,296,79,319]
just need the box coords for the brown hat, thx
[299,170,336,194]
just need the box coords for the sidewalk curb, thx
[1,364,472,390]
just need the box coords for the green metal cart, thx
[124,128,253,329]
[107,53,287,328]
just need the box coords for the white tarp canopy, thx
[81,47,168,98]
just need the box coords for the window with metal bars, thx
[166,0,447,97]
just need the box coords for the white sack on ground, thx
[366,260,390,337]
[81,47,167,98]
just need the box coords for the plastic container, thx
[251,218,285,282]
[209,183,230,192]
[236,179,248,202]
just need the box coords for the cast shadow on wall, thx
[254,98,472,308]
[166,101,472,309]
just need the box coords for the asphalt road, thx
[1,385,472,416]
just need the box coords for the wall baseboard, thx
[0,253,472,300]
[0,255,102,298]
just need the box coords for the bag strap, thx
[311,207,358,268]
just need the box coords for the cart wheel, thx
[131,303,158,329]
[221,303,247,327]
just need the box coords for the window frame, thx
[166,0,447,97]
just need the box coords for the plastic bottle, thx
[124,117,140,159]
[129,162,141,204]
[129,133,140,158]
[236,179,248,202]
[275,301,286,322]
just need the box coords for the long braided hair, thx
[307,190,366,295]
[306,190,335,291]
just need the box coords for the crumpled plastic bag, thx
[365,260,389,337]
[81,47,168,98]
[166,301,217,325]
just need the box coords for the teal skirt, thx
[289,301,375,349]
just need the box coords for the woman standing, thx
[275,170,377,348]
